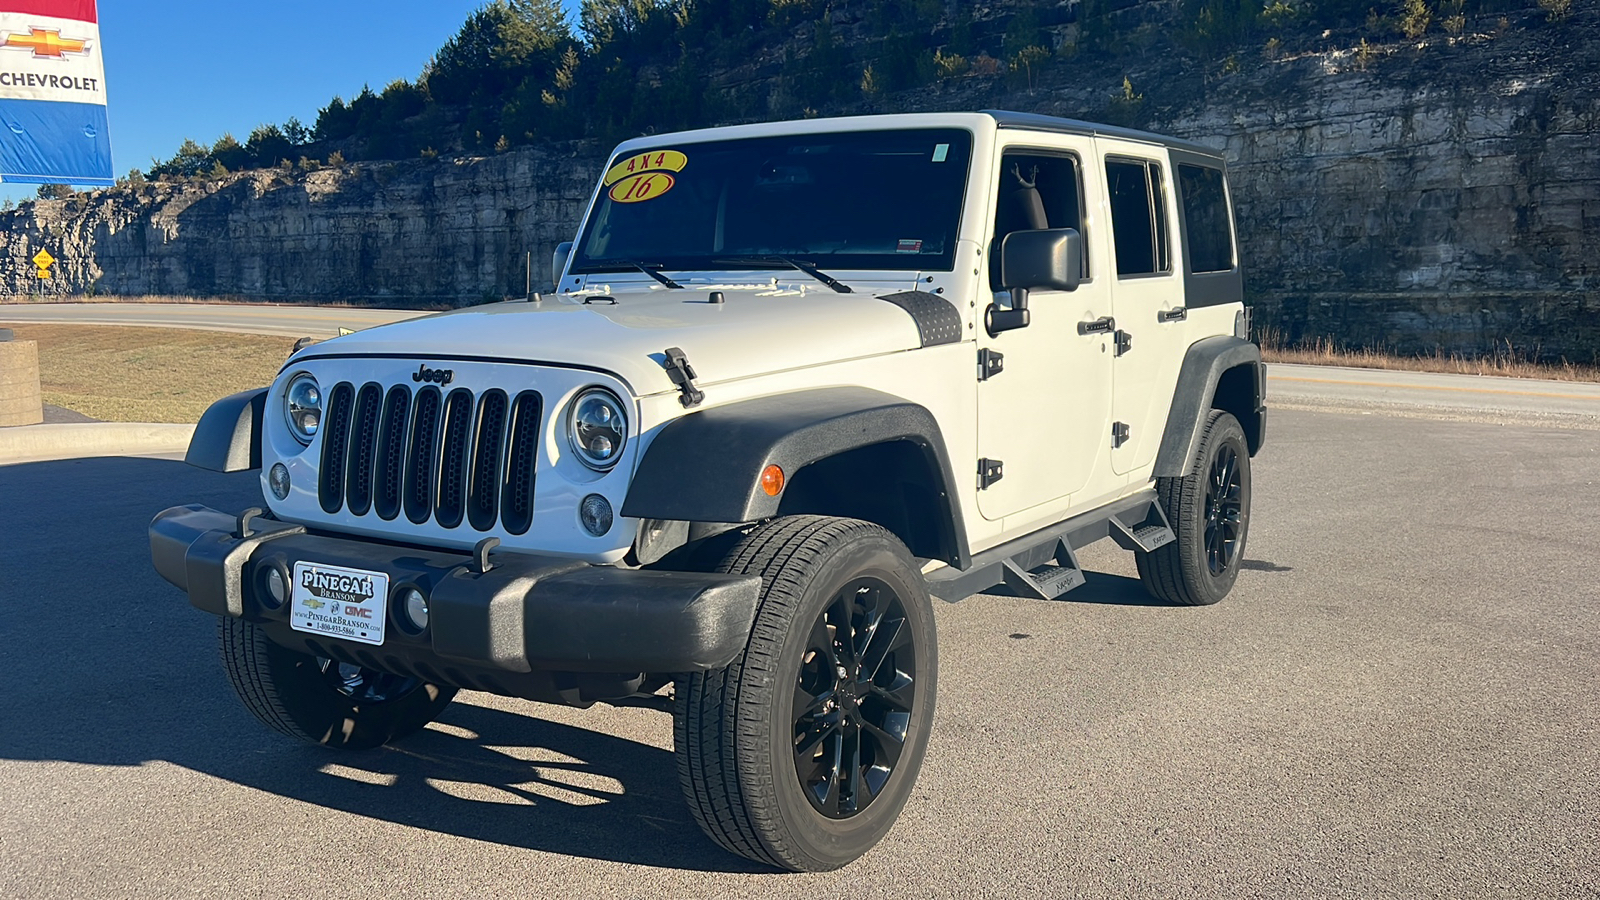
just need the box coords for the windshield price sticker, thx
[604,149,688,186]
[609,171,676,204]
[290,561,389,647]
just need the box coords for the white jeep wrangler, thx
[151,111,1264,872]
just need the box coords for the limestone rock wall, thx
[1,8,1595,360]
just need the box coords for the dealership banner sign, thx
[0,0,111,186]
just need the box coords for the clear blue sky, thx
[1,0,583,204]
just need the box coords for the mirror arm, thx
[985,287,1031,337]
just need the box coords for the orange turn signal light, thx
[760,464,785,496]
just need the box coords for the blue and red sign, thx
[0,0,111,186]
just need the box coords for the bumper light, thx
[397,586,429,633]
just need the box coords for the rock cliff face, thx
[1,7,1596,360]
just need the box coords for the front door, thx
[976,138,1117,522]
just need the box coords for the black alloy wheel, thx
[318,658,422,705]
[220,618,457,750]
[1204,442,1245,576]
[792,578,917,819]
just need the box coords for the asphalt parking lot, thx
[1,405,1596,899]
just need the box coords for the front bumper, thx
[149,505,761,700]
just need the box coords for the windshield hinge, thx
[662,347,705,409]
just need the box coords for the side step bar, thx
[925,490,1175,603]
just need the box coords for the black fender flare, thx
[1153,336,1266,478]
[186,388,267,473]
[621,387,970,567]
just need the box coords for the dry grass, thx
[2,323,294,423]
[1260,334,1600,383]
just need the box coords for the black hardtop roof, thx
[981,110,1225,161]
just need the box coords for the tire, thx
[674,516,938,872]
[1137,410,1252,606]
[219,618,457,751]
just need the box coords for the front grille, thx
[321,381,542,533]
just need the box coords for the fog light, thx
[268,463,291,500]
[398,586,429,633]
[580,494,613,536]
[261,565,287,609]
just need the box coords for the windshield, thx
[572,128,974,276]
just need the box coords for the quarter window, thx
[1176,163,1235,274]
[1105,158,1171,277]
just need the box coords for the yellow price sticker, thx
[608,171,676,204]
[603,149,687,187]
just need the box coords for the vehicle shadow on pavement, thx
[0,455,764,873]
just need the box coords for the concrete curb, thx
[0,422,196,463]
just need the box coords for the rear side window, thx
[1176,163,1235,273]
[1105,159,1171,277]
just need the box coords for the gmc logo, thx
[412,364,454,385]
[344,606,374,619]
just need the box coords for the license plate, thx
[289,561,389,647]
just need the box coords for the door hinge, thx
[978,348,1005,381]
[1115,329,1133,356]
[661,346,704,408]
[1111,421,1130,449]
[978,458,1005,490]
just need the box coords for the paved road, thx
[0,301,421,338]
[5,302,1598,423]
[1,406,1596,898]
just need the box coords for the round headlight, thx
[284,373,322,445]
[567,388,628,470]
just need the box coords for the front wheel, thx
[1137,409,1252,605]
[675,516,938,872]
[219,618,456,750]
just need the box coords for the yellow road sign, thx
[36,268,50,279]
[32,249,54,269]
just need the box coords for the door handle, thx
[1159,307,1188,322]
[1078,316,1115,335]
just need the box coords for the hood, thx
[293,284,946,396]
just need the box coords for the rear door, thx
[1099,141,1188,476]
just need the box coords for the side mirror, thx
[987,228,1082,336]
[552,241,575,287]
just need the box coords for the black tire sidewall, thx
[1178,412,1251,604]
[751,531,938,869]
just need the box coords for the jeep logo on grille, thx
[412,364,454,385]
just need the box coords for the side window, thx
[1176,163,1235,273]
[990,152,1089,291]
[1105,158,1172,278]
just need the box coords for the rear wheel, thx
[674,516,938,872]
[1137,410,1252,606]
[219,618,456,750]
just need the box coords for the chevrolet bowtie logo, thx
[3,28,89,59]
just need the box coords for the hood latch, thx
[662,347,705,409]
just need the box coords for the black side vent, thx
[404,387,442,524]
[468,390,509,532]
[345,383,383,516]
[435,388,475,529]
[373,386,411,521]
[500,391,543,536]
[318,382,355,514]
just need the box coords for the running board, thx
[925,490,1174,603]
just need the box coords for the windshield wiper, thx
[711,256,853,293]
[589,259,683,289]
